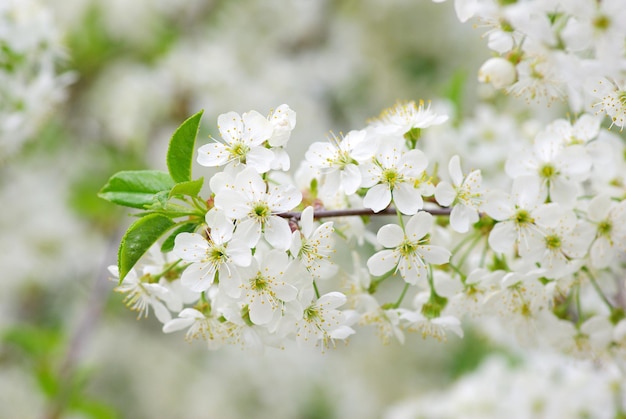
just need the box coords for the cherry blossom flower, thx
[478,57,517,89]
[523,204,594,277]
[295,291,355,349]
[173,211,251,295]
[289,206,337,279]
[238,250,301,326]
[483,179,546,256]
[368,100,448,137]
[586,194,626,269]
[108,266,173,324]
[360,144,431,215]
[435,155,484,233]
[505,130,592,207]
[367,211,451,285]
[214,167,302,250]
[399,310,464,340]
[163,308,235,350]
[592,78,626,131]
[267,104,296,171]
[197,110,274,173]
[305,129,376,197]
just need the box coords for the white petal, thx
[214,190,250,219]
[398,255,427,285]
[448,155,463,186]
[227,238,252,266]
[180,262,215,292]
[152,301,173,324]
[162,316,196,334]
[245,147,274,173]
[264,216,293,250]
[548,177,579,207]
[217,111,243,144]
[433,316,464,338]
[300,206,315,238]
[377,224,404,248]
[273,282,299,302]
[249,293,274,325]
[234,218,261,248]
[236,168,267,200]
[367,250,399,276]
[435,182,456,207]
[590,237,613,269]
[317,291,347,309]
[242,110,273,146]
[173,233,209,262]
[218,264,242,298]
[482,191,513,220]
[329,325,355,340]
[359,162,382,188]
[268,184,302,212]
[405,211,432,241]
[393,183,422,215]
[419,245,451,265]
[587,194,612,222]
[341,164,362,195]
[197,143,230,167]
[363,184,392,213]
[208,211,234,244]
[512,176,541,209]
[450,204,478,233]
[557,145,591,180]
[399,149,428,176]
[488,221,517,254]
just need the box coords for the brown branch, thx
[277,206,452,220]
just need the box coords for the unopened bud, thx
[478,57,517,89]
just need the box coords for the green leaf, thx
[2,325,61,357]
[161,222,200,253]
[150,190,171,209]
[98,170,175,209]
[118,213,175,281]
[167,110,204,183]
[169,177,204,198]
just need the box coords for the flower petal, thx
[393,183,422,215]
[363,184,392,213]
[377,224,404,248]
[405,211,432,241]
[419,245,451,265]
[264,216,293,250]
[367,249,399,276]
[217,111,243,144]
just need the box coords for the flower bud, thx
[478,57,517,89]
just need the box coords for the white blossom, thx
[367,212,450,285]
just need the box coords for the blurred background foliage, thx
[0,1,503,418]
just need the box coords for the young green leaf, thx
[160,222,200,253]
[118,213,175,281]
[98,170,175,209]
[167,110,204,183]
[169,177,204,199]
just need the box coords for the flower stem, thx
[313,280,321,299]
[582,266,614,311]
[392,283,410,308]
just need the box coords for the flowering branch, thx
[96,0,626,357]
[277,206,452,221]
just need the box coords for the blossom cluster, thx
[385,351,625,419]
[106,0,626,358]
[108,99,626,357]
[0,0,72,160]
[451,0,626,128]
